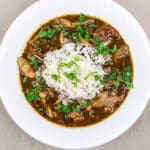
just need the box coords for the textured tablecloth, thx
[0,0,150,150]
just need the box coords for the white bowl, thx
[0,0,150,149]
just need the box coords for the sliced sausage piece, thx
[17,57,35,79]
[92,91,118,108]
[68,112,84,121]
[94,25,120,42]
[55,18,72,28]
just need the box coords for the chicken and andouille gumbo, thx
[18,14,133,127]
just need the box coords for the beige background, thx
[0,0,150,150]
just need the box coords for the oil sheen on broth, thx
[17,14,133,127]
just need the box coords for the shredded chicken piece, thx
[114,45,129,62]
[46,106,53,118]
[68,112,84,121]
[78,33,93,48]
[55,99,62,105]
[92,91,118,108]
[30,35,39,42]
[55,18,72,27]
[39,91,54,118]
[39,91,47,100]
[17,57,35,79]
[39,91,48,107]
[80,38,93,48]
[72,19,95,27]
[104,67,112,73]
[59,32,64,45]
[103,40,112,47]
[33,54,43,62]
[46,88,55,99]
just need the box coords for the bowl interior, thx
[0,0,150,149]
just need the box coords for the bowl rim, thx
[0,0,150,149]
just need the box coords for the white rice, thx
[42,43,110,104]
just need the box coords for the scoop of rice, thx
[42,43,110,104]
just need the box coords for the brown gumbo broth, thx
[18,14,133,127]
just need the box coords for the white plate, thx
[0,0,150,149]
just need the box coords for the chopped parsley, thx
[72,32,80,42]
[79,13,86,23]
[26,88,39,102]
[38,107,44,112]
[54,25,68,35]
[72,105,81,112]
[23,76,28,83]
[74,56,80,61]
[93,74,100,81]
[84,72,100,81]
[82,100,91,107]
[38,28,56,39]
[100,79,106,85]
[64,71,78,80]
[57,100,91,114]
[36,76,42,82]
[57,104,71,113]
[87,23,96,28]
[95,36,118,56]
[107,66,133,90]
[51,74,59,81]
[58,60,79,70]
[30,56,39,70]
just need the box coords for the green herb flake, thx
[58,61,79,70]
[47,28,56,39]
[30,56,39,70]
[76,25,87,38]
[23,76,28,83]
[105,61,113,65]
[88,23,96,28]
[84,72,93,80]
[74,56,80,61]
[72,105,81,112]
[113,81,120,89]
[38,29,48,38]
[72,32,80,42]
[57,104,70,113]
[94,74,100,81]
[79,13,86,23]
[54,25,68,35]
[95,36,118,56]
[112,45,118,53]
[39,82,47,89]
[26,88,39,102]
[36,76,42,82]
[64,72,78,81]
[108,73,116,80]
[34,40,40,46]
[82,100,91,107]
[38,28,56,39]
[51,74,59,81]
[100,79,105,85]
[85,32,92,41]
[38,107,44,112]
